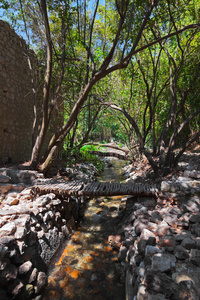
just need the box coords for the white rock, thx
[15,227,27,239]
[140,229,156,240]
[4,196,19,206]
[0,222,16,235]
[161,181,171,192]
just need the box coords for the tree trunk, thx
[30,0,52,169]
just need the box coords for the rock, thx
[1,263,18,281]
[172,272,195,284]
[191,224,200,236]
[22,284,34,299]
[20,188,32,196]
[179,180,200,192]
[12,204,30,214]
[159,236,176,248]
[161,181,171,192]
[135,222,148,235]
[181,237,196,250]
[140,229,156,240]
[152,253,176,272]
[25,231,37,246]
[174,245,189,260]
[185,200,200,213]
[61,225,70,237]
[190,249,200,266]
[14,215,30,227]
[147,222,158,232]
[145,270,177,298]
[118,245,128,261]
[0,217,7,229]
[195,239,200,250]
[162,213,177,226]
[35,194,54,207]
[136,284,148,299]
[175,231,191,242]
[145,245,162,256]
[35,272,47,294]
[4,196,19,206]
[11,183,25,192]
[147,237,156,246]
[0,257,10,271]
[141,197,156,209]
[148,294,167,300]
[39,227,62,265]
[189,213,200,223]
[178,212,190,223]
[108,235,121,248]
[161,181,179,193]
[7,278,23,297]
[43,211,55,223]
[19,261,32,276]
[150,211,163,224]
[0,184,12,194]
[177,280,199,300]
[134,207,148,217]
[0,236,15,245]
[156,221,170,237]
[52,199,61,206]
[0,222,16,236]
[28,268,38,283]
[137,240,147,256]
[134,254,143,266]
[169,206,182,216]
[15,227,27,240]
[0,175,11,183]
[184,170,200,179]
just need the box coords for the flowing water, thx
[41,159,126,300]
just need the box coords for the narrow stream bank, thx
[41,159,126,300]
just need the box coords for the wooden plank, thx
[31,180,158,198]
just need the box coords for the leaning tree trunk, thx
[30,0,52,169]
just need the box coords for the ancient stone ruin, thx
[0,20,63,165]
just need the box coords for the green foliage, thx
[79,146,104,172]
[1,0,200,171]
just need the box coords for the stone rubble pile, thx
[0,168,45,196]
[123,164,144,182]
[60,163,99,183]
[116,170,200,300]
[0,163,99,299]
[0,169,88,299]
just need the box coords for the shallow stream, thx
[41,159,126,300]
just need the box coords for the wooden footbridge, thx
[31,181,158,197]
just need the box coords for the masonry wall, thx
[0,20,63,165]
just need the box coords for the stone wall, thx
[0,169,84,299]
[0,20,63,165]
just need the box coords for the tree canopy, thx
[1,0,200,175]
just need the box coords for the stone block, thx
[152,253,176,272]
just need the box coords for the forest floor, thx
[129,146,200,185]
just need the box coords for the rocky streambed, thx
[0,155,200,300]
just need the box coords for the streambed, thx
[41,159,126,300]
